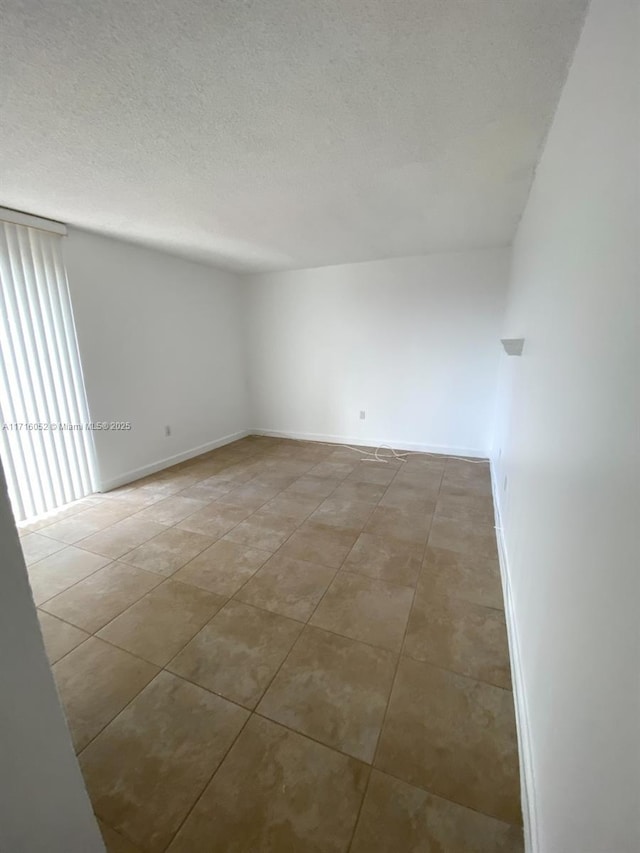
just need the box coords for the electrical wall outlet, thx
[164,425,171,437]
[503,475,508,492]
[359,410,366,420]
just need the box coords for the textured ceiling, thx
[0,0,587,272]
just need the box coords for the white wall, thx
[0,461,104,852]
[63,236,508,483]
[63,230,249,489]
[247,250,509,456]
[492,1,640,851]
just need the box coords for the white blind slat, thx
[34,232,82,502]
[49,237,97,495]
[0,227,49,515]
[16,225,67,507]
[0,222,98,522]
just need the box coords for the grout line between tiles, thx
[243,483,383,677]
[351,761,526,832]
[369,461,443,758]
[344,461,443,852]
[219,465,408,851]
[33,557,116,608]
[39,568,164,635]
[28,438,515,851]
[96,818,149,853]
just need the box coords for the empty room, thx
[0,1,637,852]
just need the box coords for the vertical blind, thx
[0,218,98,522]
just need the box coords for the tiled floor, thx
[20,436,523,852]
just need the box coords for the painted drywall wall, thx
[246,250,509,456]
[0,462,104,852]
[63,229,249,489]
[492,1,640,851]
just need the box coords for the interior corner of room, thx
[0,0,638,852]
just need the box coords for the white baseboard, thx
[252,428,488,459]
[97,426,487,492]
[490,460,537,853]
[98,429,251,492]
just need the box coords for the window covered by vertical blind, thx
[0,217,98,521]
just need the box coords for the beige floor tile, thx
[167,715,368,853]
[81,672,248,853]
[343,532,423,587]
[201,464,256,486]
[33,514,98,545]
[400,455,446,473]
[209,468,246,489]
[284,475,341,498]
[309,497,374,531]
[41,562,162,633]
[311,572,413,652]
[15,438,521,848]
[269,444,328,463]
[122,528,214,576]
[52,637,158,752]
[428,515,498,559]
[100,481,163,502]
[404,591,511,688]
[246,470,297,490]
[375,657,521,825]
[98,580,225,666]
[216,462,262,481]
[398,451,447,482]
[78,517,167,559]
[435,488,495,525]
[19,532,65,565]
[173,539,270,596]
[378,484,438,514]
[177,502,251,537]
[399,450,442,476]
[37,610,89,664]
[168,600,302,708]
[444,458,492,483]
[347,461,398,486]
[17,497,98,535]
[136,479,191,499]
[219,481,281,511]
[27,546,112,605]
[40,502,134,544]
[394,458,444,477]
[235,555,335,621]
[351,769,523,853]
[390,473,441,495]
[183,464,227,481]
[258,625,396,762]
[331,479,387,504]
[441,477,493,498]
[276,521,357,568]
[223,513,299,552]
[177,480,234,502]
[307,460,356,479]
[326,447,367,463]
[102,482,147,498]
[95,497,148,516]
[259,493,322,521]
[132,495,210,525]
[99,820,144,853]
[99,488,165,511]
[422,545,504,609]
[441,462,492,497]
[260,459,315,479]
[364,506,431,545]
